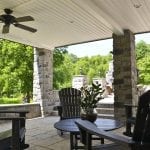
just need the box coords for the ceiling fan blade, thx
[0,16,4,22]
[2,24,9,34]
[14,23,37,33]
[15,16,34,22]
[0,16,3,20]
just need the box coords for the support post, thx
[33,47,54,116]
[113,30,138,119]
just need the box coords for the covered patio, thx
[1,0,149,118]
[0,0,150,149]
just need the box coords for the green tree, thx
[136,41,150,60]
[136,41,150,85]
[0,39,33,101]
[53,47,68,89]
[73,54,112,84]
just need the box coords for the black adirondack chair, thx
[76,90,150,150]
[57,87,81,120]
[57,87,81,135]
[0,110,29,150]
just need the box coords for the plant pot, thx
[81,109,97,122]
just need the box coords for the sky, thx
[67,33,150,57]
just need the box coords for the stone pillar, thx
[113,30,138,119]
[33,47,55,116]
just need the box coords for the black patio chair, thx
[76,90,150,150]
[57,87,81,121]
[0,110,29,150]
[56,87,81,136]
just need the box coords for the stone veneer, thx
[0,103,41,119]
[33,47,56,116]
[113,30,138,119]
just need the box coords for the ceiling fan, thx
[0,8,37,34]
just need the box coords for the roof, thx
[0,0,150,49]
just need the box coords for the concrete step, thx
[97,103,114,108]
[50,110,58,116]
[96,97,114,118]
[96,107,114,114]
[97,113,114,119]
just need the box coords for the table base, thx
[70,132,85,150]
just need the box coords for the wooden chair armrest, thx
[75,120,133,145]
[56,106,63,120]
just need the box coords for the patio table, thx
[54,118,123,150]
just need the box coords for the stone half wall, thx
[33,47,56,116]
[0,103,41,119]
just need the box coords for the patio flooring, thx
[0,116,129,150]
[26,116,70,150]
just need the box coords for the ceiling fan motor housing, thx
[1,14,16,25]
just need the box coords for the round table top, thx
[54,118,123,133]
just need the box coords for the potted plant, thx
[80,82,104,122]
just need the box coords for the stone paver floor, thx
[0,116,129,150]
[26,116,71,150]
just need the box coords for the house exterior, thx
[72,75,88,90]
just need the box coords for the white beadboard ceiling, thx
[0,0,150,49]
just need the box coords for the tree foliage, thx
[136,41,150,84]
[53,50,112,89]
[0,39,149,103]
[73,54,112,84]
[53,47,68,89]
[0,39,33,100]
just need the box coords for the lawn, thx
[0,97,22,104]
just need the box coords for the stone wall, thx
[33,48,55,116]
[0,103,41,119]
[113,30,138,119]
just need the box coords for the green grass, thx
[0,97,22,104]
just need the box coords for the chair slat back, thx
[132,90,150,143]
[59,88,81,119]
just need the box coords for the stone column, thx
[113,30,138,119]
[33,47,55,116]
